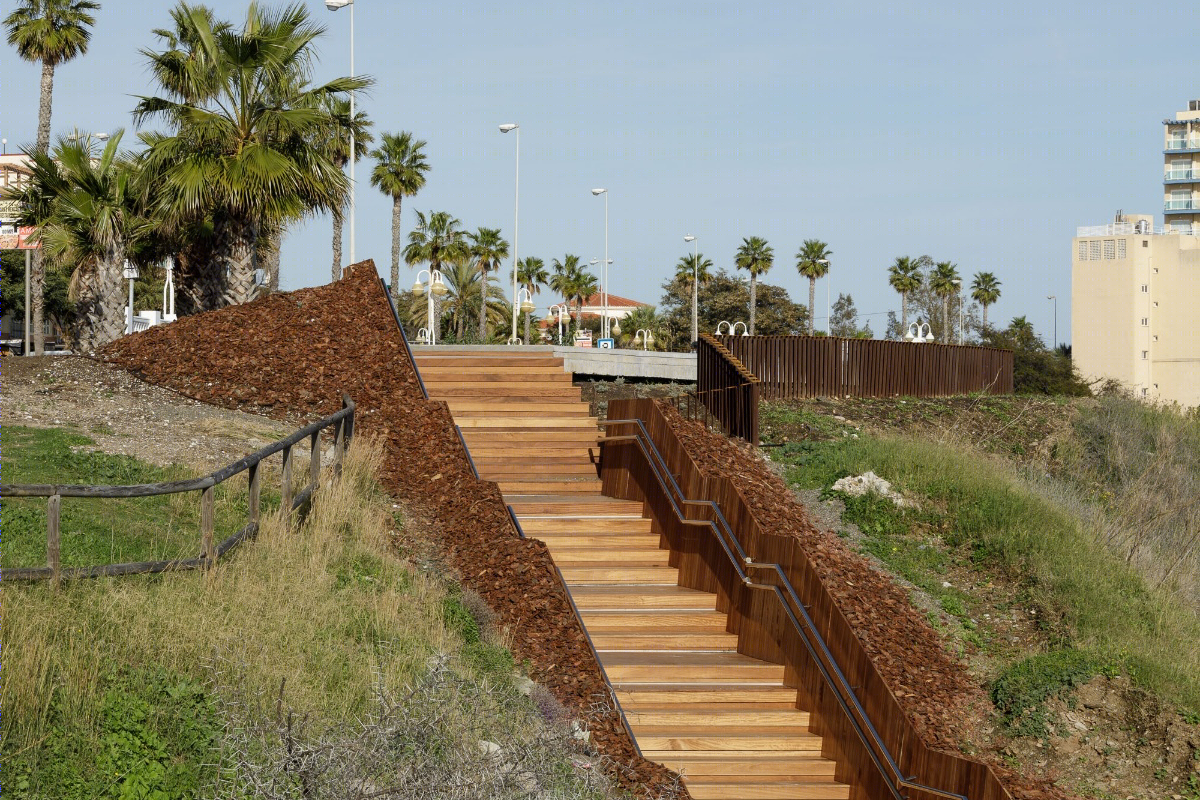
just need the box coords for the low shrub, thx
[991,649,1098,736]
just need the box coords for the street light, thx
[412,269,446,345]
[591,188,609,339]
[952,278,963,345]
[549,303,569,345]
[1047,295,1057,349]
[515,287,535,346]
[905,321,934,343]
[325,0,356,264]
[684,234,698,342]
[634,328,654,350]
[500,123,520,344]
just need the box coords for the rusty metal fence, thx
[694,334,760,444]
[715,335,1013,399]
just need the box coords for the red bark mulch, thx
[101,263,682,798]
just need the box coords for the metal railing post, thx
[248,462,261,528]
[310,431,321,492]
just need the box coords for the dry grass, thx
[2,436,451,748]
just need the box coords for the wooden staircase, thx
[414,348,849,800]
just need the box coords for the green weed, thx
[991,650,1098,737]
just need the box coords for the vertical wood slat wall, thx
[601,398,1012,800]
[694,334,761,444]
[713,335,1013,399]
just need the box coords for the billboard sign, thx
[17,226,40,249]
[0,199,22,220]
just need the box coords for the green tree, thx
[369,131,429,302]
[734,236,774,335]
[930,261,961,342]
[982,317,1090,395]
[795,239,832,335]
[18,132,141,352]
[5,0,99,354]
[621,304,663,350]
[404,210,467,333]
[1,250,71,338]
[829,293,872,338]
[971,271,1002,330]
[549,254,597,331]
[322,94,372,282]
[468,226,509,341]
[135,2,366,309]
[659,269,807,352]
[887,255,923,332]
[675,251,713,343]
[517,256,548,344]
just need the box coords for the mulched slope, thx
[657,401,1076,800]
[101,263,682,798]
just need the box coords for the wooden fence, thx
[599,398,1012,800]
[694,333,760,444]
[715,335,1013,399]
[2,395,355,584]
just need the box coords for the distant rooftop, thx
[1076,221,1167,237]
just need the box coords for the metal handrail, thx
[381,276,429,400]
[600,417,971,800]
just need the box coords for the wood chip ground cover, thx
[101,263,681,798]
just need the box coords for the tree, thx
[675,251,713,343]
[404,210,467,333]
[370,131,429,301]
[322,95,372,282]
[659,269,807,352]
[829,293,872,338]
[18,132,140,352]
[6,0,99,354]
[930,261,961,342]
[549,254,596,331]
[795,239,832,335]
[1,250,71,339]
[982,317,1090,396]
[734,236,774,335]
[887,255,922,333]
[970,271,1002,331]
[620,305,664,350]
[467,227,509,340]
[517,256,547,344]
[135,2,366,309]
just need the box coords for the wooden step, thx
[425,385,583,398]
[506,498,643,515]
[455,417,597,428]
[498,482,602,496]
[558,565,679,584]
[652,752,836,778]
[418,364,568,375]
[615,685,799,707]
[631,731,822,752]
[535,533,660,548]
[544,547,667,563]
[445,401,591,414]
[570,585,717,610]
[518,518,651,533]
[460,428,598,441]
[414,355,565,368]
[626,710,811,728]
[684,779,849,799]
[477,463,597,478]
[590,631,738,650]
[601,652,786,683]
[580,610,728,632]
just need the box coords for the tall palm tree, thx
[675,252,713,343]
[468,226,509,340]
[6,0,99,355]
[135,2,366,309]
[550,254,597,331]
[17,132,139,353]
[970,271,1002,330]
[795,239,832,335]
[930,261,961,341]
[404,210,467,333]
[517,256,548,344]
[622,305,662,351]
[322,95,372,282]
[370,131,428,301]
[734,236,774,335]
[887,255,923,334]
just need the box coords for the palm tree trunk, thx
[331,206,344,283]
[808,277,817,335]
[37,62,55,152]
[942,297,949,341]
[901,292,908,333]
[749,275,757,336]
[32,61,56,354]
[982,304,989,331]
[390,195,402,302]
[478,264,488,341]
[265,229,282,294]
[691,272,698,342]
[214,215,258,308]
[75,246,127,353]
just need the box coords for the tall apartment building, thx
[1164,100,1200,235]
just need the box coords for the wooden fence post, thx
[47,494,61,587]
[280,444,293,524]
[310,431,321,494]
[334,417,345,477]
[200,486,215,568]
[248,462,261,529]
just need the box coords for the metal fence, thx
[715,335,1013,400]
[694,334,760,444]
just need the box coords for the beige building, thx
[1164,100,1200,235]
[1072,214,1200,407]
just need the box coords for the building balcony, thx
[1164,200,1198,212]
[1164,169,1198,182]
[1165,140,1200,153]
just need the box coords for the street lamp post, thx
[684,234,698,342]
[549,304,569,345]
[592,188,608,339]
[634,328,654,351]
[500,124,520,343]
[412,269,446,345]
[325,0,356,264]
[1047,295,1057,349]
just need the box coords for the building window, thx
[1141,317,1149,326]
[1154,301,1159,307]
[1077,241,1087,260]
[1141,284,1149,293]
[1154,268,1159,273]
[1117,240,1127,259]
[1142,388,1149,396]
[1154,335,1159,341]
[1089,241,1101,260]
[1142,351,1149,359]
[1143,240,1149,247]
[1103,240,1116,259]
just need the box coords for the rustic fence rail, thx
[599,398,1012,800]
[715,334,1013,399]
[2,395,355,584]
[694,333,760,444]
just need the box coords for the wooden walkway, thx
[415,348,850,800]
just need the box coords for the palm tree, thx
[468,227,509,340]
[517,256,548,344]
[17,132,139,353]
[6,0,99,355]
[887,255,923,334]
[550,254,597,331]
[970,271,1002,330]
[404,210,467,335]
[322,95,372,282]
[135,3,366,309]
[930,261,961,341]
[621,305,662,351]
[675,252,713,343]
[370,131,429,301]
[735,236,774,335]
[795,239,832,335]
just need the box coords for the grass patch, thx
[1,426,272,569]
[765,405,1200,715]
[991,650,1098,737]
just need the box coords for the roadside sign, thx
[17,226,40,250]
[574,330,592,348]
[0,199,22,220]
[597,338,614,349]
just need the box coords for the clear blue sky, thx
[2,1,1192,344]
